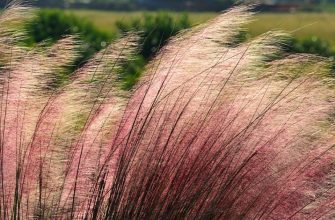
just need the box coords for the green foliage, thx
[291,36,334,58]
[283,36,335,70]
[25,10,191,89]
[116,12,191,60]
[116,12,191,88]
[120,55,146,90]
[23,9,335,87]
[25,9,114,69]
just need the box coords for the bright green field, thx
[248,13,335,47]
[69,10,335,48]
[68,10,215,32]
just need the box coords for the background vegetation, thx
[24,9,335,88]
[25,10,113,71]
[10,0,335,12]
[25,9,192,88]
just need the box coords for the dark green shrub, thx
[119,55,146,90]
[116,12,191,60]
[284,36,335,70]
[25,9,114,68]
[291,36,334,58]
[116,12,191,88]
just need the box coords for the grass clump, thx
[1,1,335,219]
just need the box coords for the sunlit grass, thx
[2,3,335,218]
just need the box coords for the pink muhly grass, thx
[1,1,335,219]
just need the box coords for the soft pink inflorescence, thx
[0,1,335,219]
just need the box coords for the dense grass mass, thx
[2,2,335,219]
[69,10,335,49]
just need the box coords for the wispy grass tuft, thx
[0,1,335,219]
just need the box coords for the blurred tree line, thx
[30,0,236,11]
[2,0,335,11]
[26,0,335,12]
